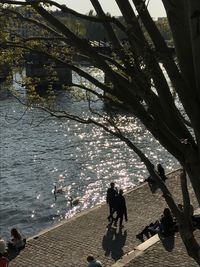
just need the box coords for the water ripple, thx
[0,80,179,239]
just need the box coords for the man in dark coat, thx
[106,182,118,222]
[114,189,128,228]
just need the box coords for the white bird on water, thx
[68,196,80,208]
[53,185,81,206]
[53,185,67,201]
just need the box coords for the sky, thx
[57,0,166,19]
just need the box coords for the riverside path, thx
[9,169,199,267]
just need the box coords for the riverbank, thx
[9,169,199,267]
[0,85,179,240]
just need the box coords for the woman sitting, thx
[136,208,176,241]
[8,228,26,251]
[157,163,167,182]
[159,208,176,236]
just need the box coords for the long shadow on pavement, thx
[102,225,127,261]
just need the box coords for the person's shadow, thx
[102,225,127,261]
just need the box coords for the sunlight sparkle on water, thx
[51,167,58,173]
[78,133,86,139]
[0,67,180,241]
[31,210,35,218]
[59,174,65,182]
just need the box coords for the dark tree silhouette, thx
[0,0,200,263]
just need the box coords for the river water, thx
[0,69,179,240]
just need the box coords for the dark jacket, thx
[115,194,127,219]
[160,215,175,235]
[106,187,118,205]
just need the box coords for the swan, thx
[53,185,67,193]
[68,196,81,207]
[53,185,67,201]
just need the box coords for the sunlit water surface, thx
[0,70,179,239]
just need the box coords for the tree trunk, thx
[162,0,196,90]
[162,0,200,151]
[179,222,200,265]
[185,162,200,206]
[187,0,200,98]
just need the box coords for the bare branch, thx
[1,0,127,33]
[1,7,66,38]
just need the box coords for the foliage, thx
[0,0,200,263]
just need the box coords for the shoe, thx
[136,233,144,242]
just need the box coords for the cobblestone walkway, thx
[9,169,199,267]
[123,230,200,267]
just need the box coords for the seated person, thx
[0,238,7,256]
[146,164,167,184]
[159,208,176,236]
[145,165,155,184]
[136,220,160,242]
[177,203,200,229]
[8,228,26,251]
[188,204,200,229]
[192,215,200,228]
[136,208,176,241]
[157,163,167,182]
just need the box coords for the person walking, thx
[106,182,118,222]
[114,189,128,228]
[87,255,102,267]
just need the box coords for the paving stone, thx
[124,231,200,267]
[9,169,199,267]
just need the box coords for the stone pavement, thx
[123,230,200,267]
[9,169,199,267]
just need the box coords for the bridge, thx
[25,53,72,94]
[25,42,175,95]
